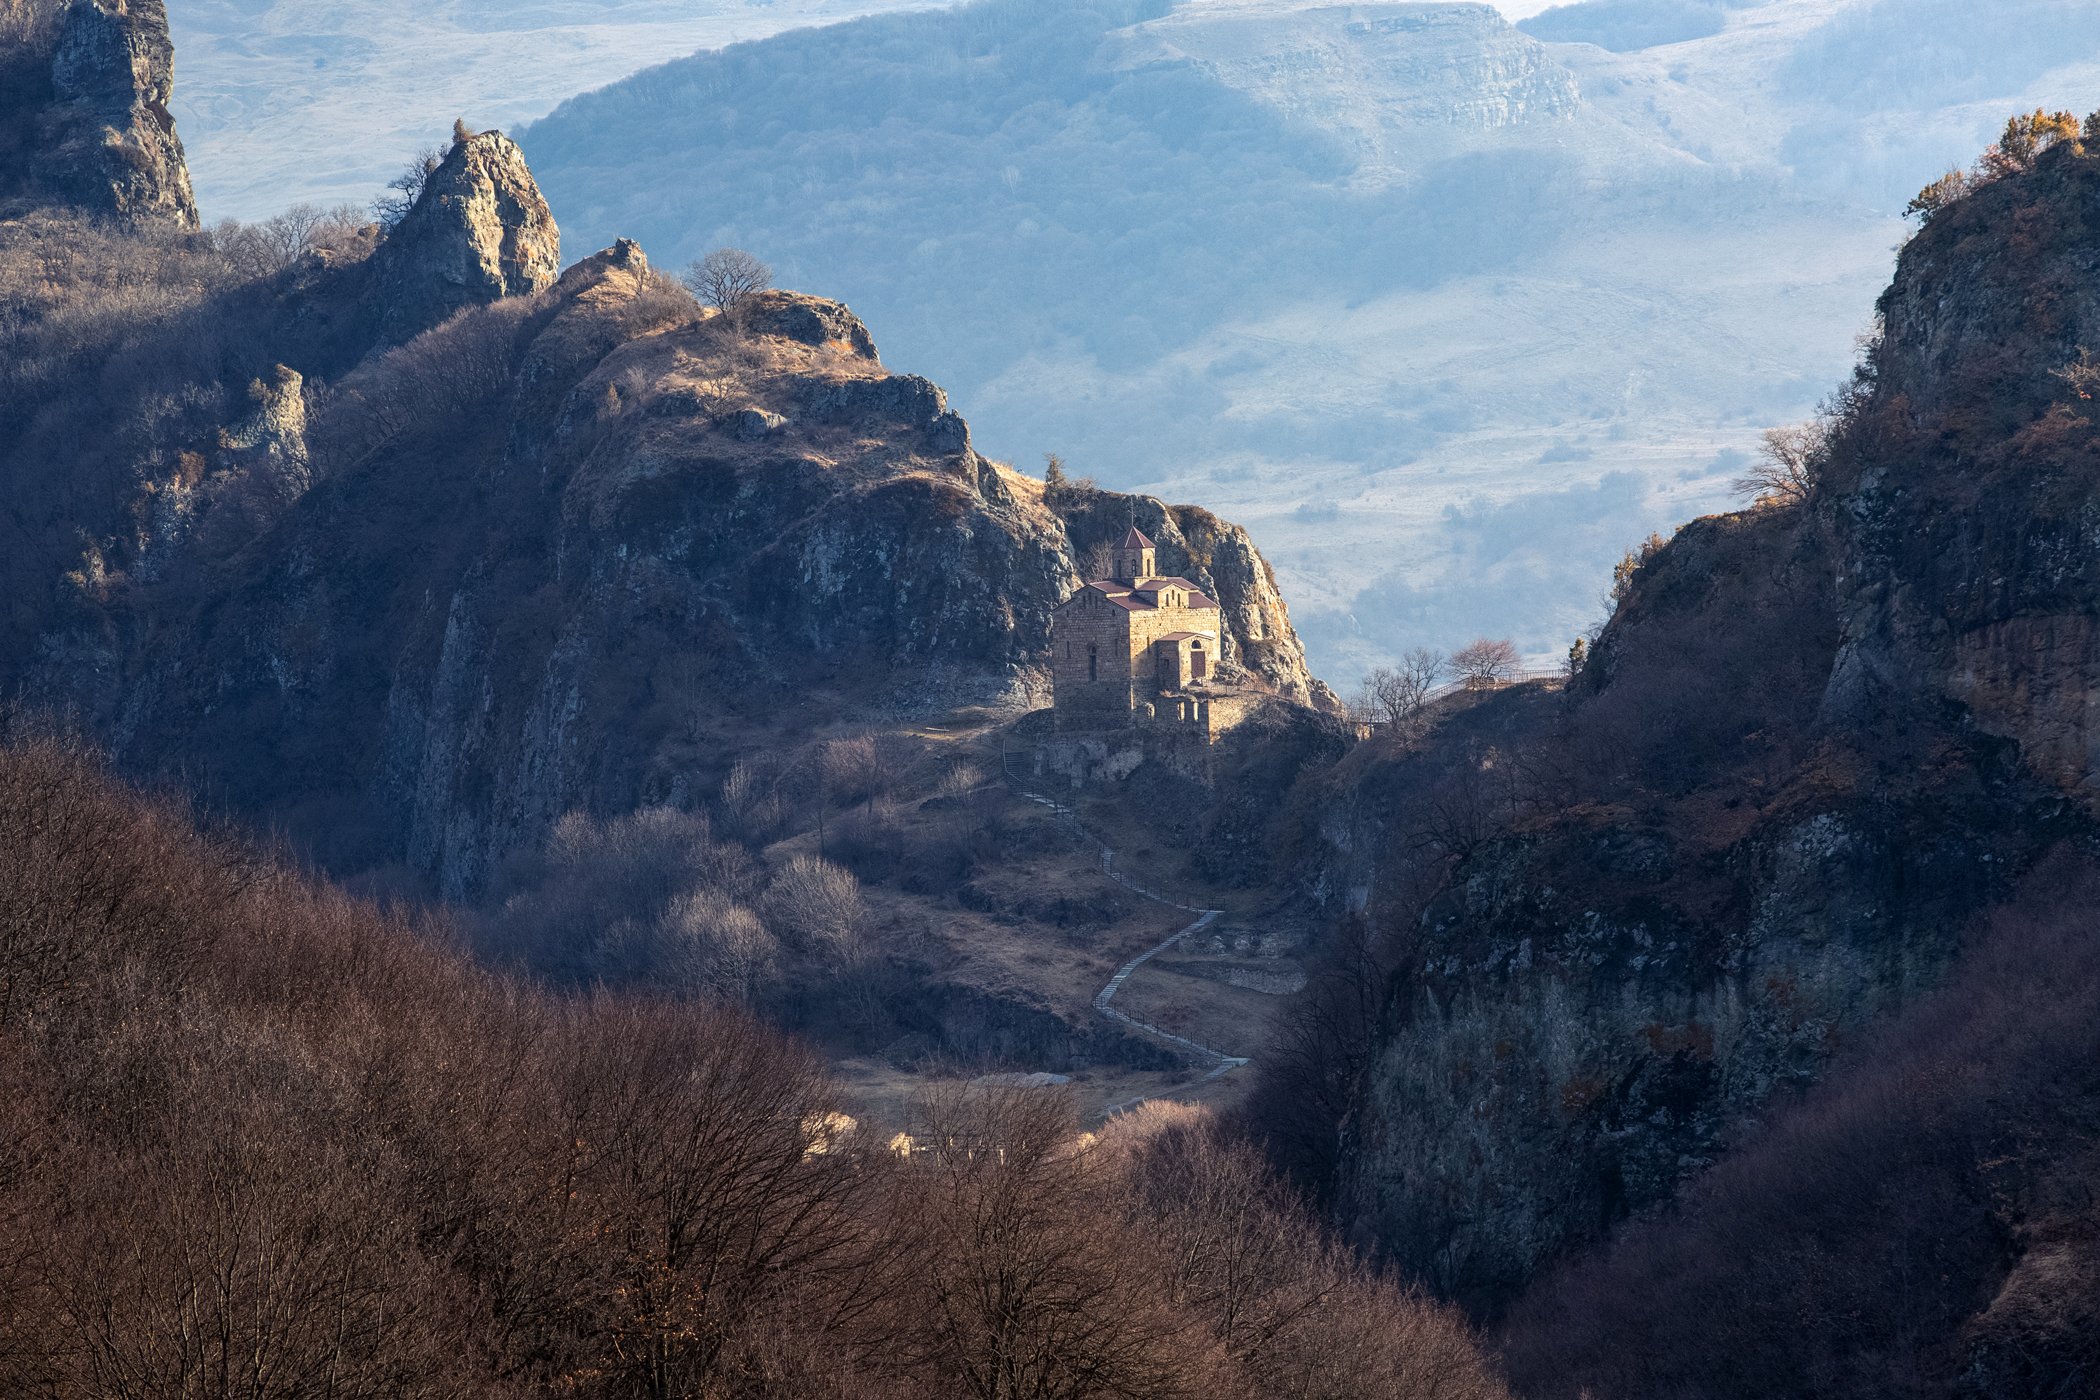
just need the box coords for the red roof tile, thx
[1077,578,1219,611]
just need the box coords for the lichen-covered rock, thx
[743,290,879,356]
[368,130,560,344]
[0,0,197,226]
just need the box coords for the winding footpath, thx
[1002,756,1251,1115]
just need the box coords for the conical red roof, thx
[1118,526,1155,549]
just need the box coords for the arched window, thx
[1088,645,1098,682]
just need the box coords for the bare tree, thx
[2054,347,2100,402]
[819,734,887,806]
[658,889,778,1003]
[206,203,366,277]
[1353,647,1444,731]
[255,203,336,266]
[764,854,865,964]
[1450,637,1521,689]
[893,1085,1200,1400]
[1732,421,1827,507]
[372,144,447,228]
[1105,1103,1513,1400]
[682,248,773,319]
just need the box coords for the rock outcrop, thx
[0,0,197,226]
[1825,142,2100,807]
[1051,491,1336,711]
[17,228,1325,896]
[367,130,560,344]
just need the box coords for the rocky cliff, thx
[9,122,1327,899]
[0,0,196,225]
[1827,142,2100,806]
[1288,140,2100,1314]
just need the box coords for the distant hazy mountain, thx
[163,0,947,221]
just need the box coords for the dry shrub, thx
[311,297,537,468]
[486,804,765,989]
[820,732,886,804]
[659,887,777,1002]
[765,853,866,964]
[889,1084,1220,1399]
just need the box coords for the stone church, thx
[1050,528,1224,731]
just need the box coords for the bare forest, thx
[0,734,1504,1398]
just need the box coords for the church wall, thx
[1051,595,1134,727]
[1125,602,1217,693]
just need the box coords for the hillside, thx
[17,3,2100,1390]
[0,29,1326,896]
[161,0,946,220]
[1243,124,2100,1389]
[0,731,1507,1398]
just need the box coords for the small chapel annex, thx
[1050,528,1224,732]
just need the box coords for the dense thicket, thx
[0,733,1504,1397]
[0,208,379,667]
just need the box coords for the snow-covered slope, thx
[1107,2,1579,180]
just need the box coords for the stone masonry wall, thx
[1052,590,1134,726]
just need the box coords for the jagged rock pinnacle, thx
[368,129,561,344]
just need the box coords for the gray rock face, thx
[1339,801,2012,1308]
[727,407,787,441]
[1,0,197,225]
[743,291,879,356]
[368,130,560,344]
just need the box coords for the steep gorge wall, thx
[1310,142,2100,1312]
